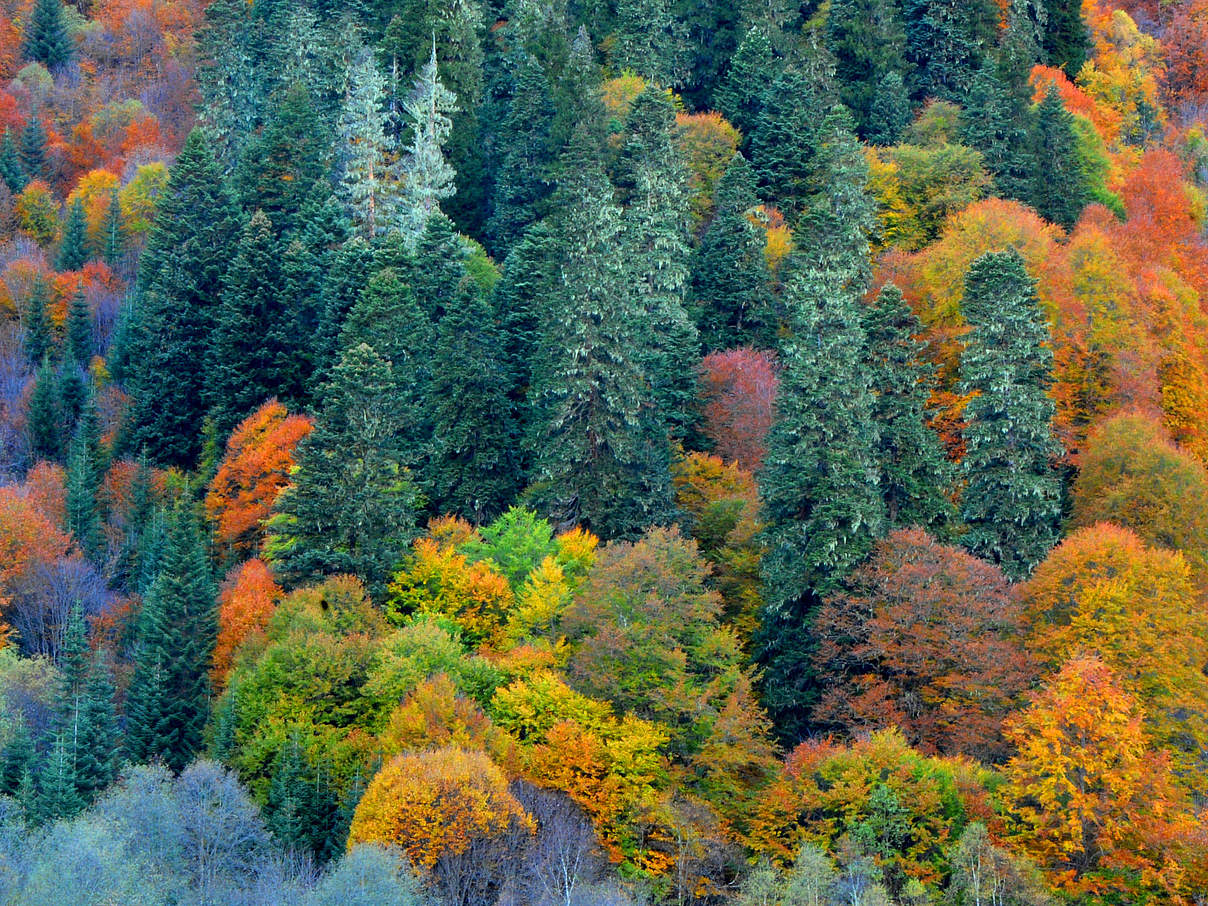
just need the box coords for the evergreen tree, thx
[265,343,420,598]
[56,197,88,271]
[65,427,104,561]
[958,252,1062,578]
[266,736,312,851]
[26,359,60,460]
[23,277,52,367]
[124,507,217,772]
[690,153,774,350]
[120,130,240,468]
[612,0,689,87]
[961,65,1034,202]
[824,0,909,138]
[396,46,459,244]
[338,49,394,239]
[74,653,118,801]
[312,237,374,387]
[715,26,776,141]
[37,734,83,823]
[863,283,955,531]
[66,289,91,365]
[0,724,33,797]
[904,0,999,102]
[49,605,114,803]
[748,67,832,226]
[0,131,26,194]
[755,109,885,743]
[57,355,87,429]
[98,189,126,267]
[22,0,73,68]
[427,280,519,523]
[492,222,560,411]
[865,70,912,146]
[1028,85,1090,230]
[1042,0,1088,73]
[527,128,674,539]
[18,116,48,182]
[617,89,700,441]
[207,210,305,434]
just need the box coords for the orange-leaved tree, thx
[212,558,281,688]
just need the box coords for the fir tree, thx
[56,197,88,271]
[863,283,955,531]
[50,605,114,803]
[98,189,126,267]
[124,506,217,772]
[27,359,60,460]
[716,26,776,141]
[427,280,520,523]
[1043,0,1088,73]
[311,237,374,388]
[0,131,26,194]
[266,736,311,851]
[824,0,909,138]
[0,724,33,797]
[265,343,421,599]
[961,64,1034,202]
[612,0,689,87]
[22,0,73,68]
[617,89,700,441]
[904,0,999,102]
[121,130,240,468]
[74,653,118,801]
[690,153,774,350]
[1028,85,1090,230]
[18,116,48,182]
[396,46,459,244]
[65,427,104,562]
[527,128,674,539]
[23,277,52,367]
[338,49,394,239]
[958,251,1062,578]
[748,67,831,226]
[66,289,92,365]
[37,734,83,823]
[865,70,912,146]
[492,222,560,411]
[57,355,87,429]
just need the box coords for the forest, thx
[0,0,1206,901]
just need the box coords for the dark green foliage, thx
[612,0,689,87]
[19,116,48,183]
[865,71,912,146]
[1042,0,1089,74]
[716,27,776,142]
[958,250,1063,578]
[56,197,89,272]
[23,277,52,368]
[312,237,374,388]
[427,281,520,524]
[617,89,700,441]
[410,213,468,321]
[491,222,560,410]
[27,359,60,461]
[23,0,73,68]
[121,130,240,468]
[0,724,33,797]
[961,65,1034,202]
[527,129,674,539]
[904,0,999,102]
[0,131,25,194]
[1028,85,1091,229]
[748,67,832,226]
[98,190,126,266]
[825,0,909,139]
[863,283,955,532]
[57,357,87,428]
[66,290,92,365]
[37,734,83,823]
[124,507,217,772]
[266,342,421,599]
[52,606,117,804]
[265,736,340,860]
[690,153,774,350]
[207,210,309,434]
[65,428,104,562]
[74,654,118,801]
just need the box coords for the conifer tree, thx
[690,153,774,350]
[56,197,88,271]
[1028,85,1090,229]
[1043,0,1088,73]
[716,27,776,141]
[27,359,60,460]
[66,289,91,365]
[23,277,52,367]
[74,653,118,801]
[121,130,240,468]
[958,251,1062,578]
[19,116,48,182]
[492,222,559,409]
[65,431,103,561]
[865,71,912,146]
[265,343,420,598]
[338,49,394,239]
[427,280,519,523]
[265,736,311,850]
[962,65,1034,202]
[755,108,885,743]
[50,605,114,803]
[0,724,33,796]
[748,67,831,226]
[863,283,955,531]
[23,0,73,68]
[904,0,999,101]
[312,237,374,387]
[528,128,674,539]
[207,210,305,434]
[98,189,126,266]
[617,88,700,441]
[124,507,217,772]
[825,0,908,138]
[0,131,24,194]
[612,0,689,87]
[396,46,459,244]
[37,734,83,823]
[57,355,87,429]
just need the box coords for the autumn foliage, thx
[211,558,281,687]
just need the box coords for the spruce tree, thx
[0,131,26,194]
[396,46,459,244]
[527,127,674,539]
[37,734,83,823]
[265,343,420,598]
[74,653,118,801]
[66,289,91,365]
[49,605,113,804]
[311,237,374,388]
[617,88,700,441]
[65,428,104,562]
[863,283,955,531]
[492,222,560,411]
[748,67,831,226]
[338,49,394,239]
[690,153,774,350]
[1029,85,1090,229]
[755,108,885,743]
[904,0,999,102]
[0,724,33,797]
[124,506,217,772]
[1043,0,1088,74]
[958,251,1062,578]
[824,0,909,138]
[23,0,73,68]
[121,130,239,468]
[865,70,912,146]
[56,197,88,271]
[207,210,305,434]
[98,189,126,267]
[19,116,48,182]
[961,65,1034,202]
[23,277,52,367]
[27,359,60,460]
[427,280,519,523]
[612,0,689,87]
[57,355,87,429]
[716,27,776,142]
